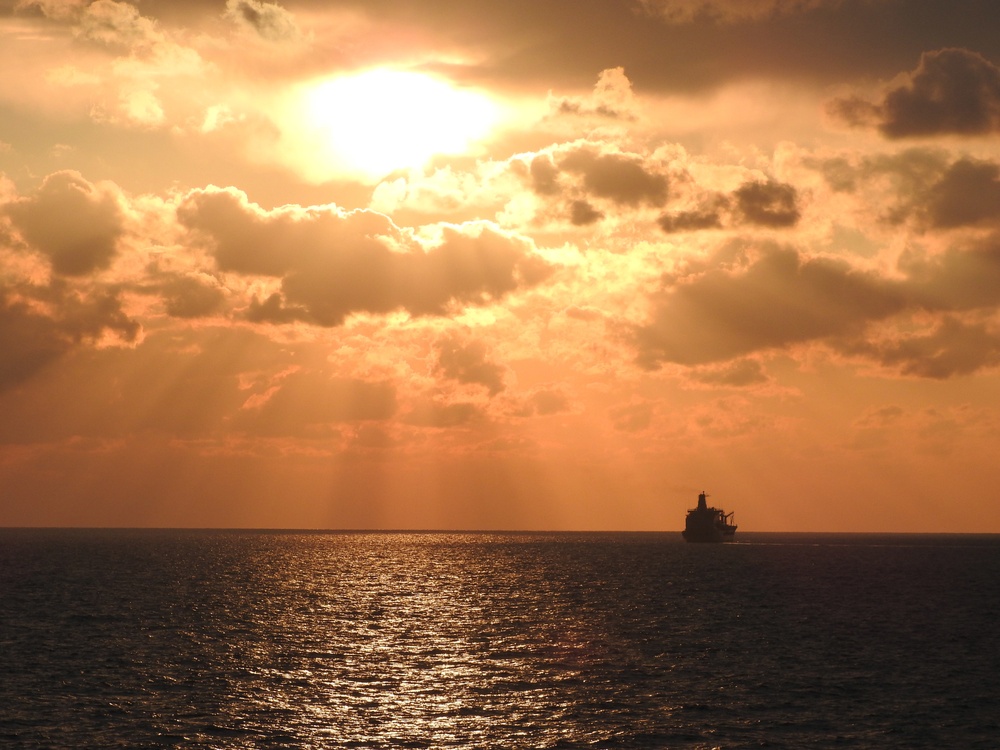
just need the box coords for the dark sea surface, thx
[2,530,999,749]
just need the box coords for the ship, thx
[682,491,737,543]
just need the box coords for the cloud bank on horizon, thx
[3,0,1000,531]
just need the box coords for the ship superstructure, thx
[682,491,737,543]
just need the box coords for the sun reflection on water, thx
[226,533,623,746]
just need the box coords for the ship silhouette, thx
[682,491,737,543]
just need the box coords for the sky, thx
[3,0,1000,531]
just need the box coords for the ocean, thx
[1,530,998,749]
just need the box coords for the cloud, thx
[523,388,571,416]
[158,274,227,318]
[0,282,140,391]
[633,244,906,367]
[843,317,1000,379]
[691,358,769,387]
[734,179,800,227]
[4,171,125,276]
[529,155,561,196]
[901,238,1000,311]
[569,199,604,226]
[436,335,506,395]
[559,148,669,207]
[549,67,638,120]
[15,0,89,21]
[178,187,554,326]
[639,0,858,24]
[656,179,799,233]
[657,203,725,233]
[806,147,1000,228]
[634,230,1000,376]
[224,0,303,44]
[829,48,1000,138]
[76,0,162,52]
[918,158,1000,229]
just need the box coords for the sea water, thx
[1,529,998,748]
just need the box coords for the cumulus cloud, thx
[634,232,1000,377]
[549,67,638,120]
[569,200,604,226]
[813,151,1000,231]
[0,283,140,391]
[436,335,506,395]
[224,0,303,44]
[829,48,1000,138]
[559,148,669,207]
[4,171,125,276]
[657,204,725,233]
[734,179,800,227]
[633,244,906,367]
[159,274,226,318]
[901,238,1000,311]
[918,158,1000,229]
[178,187,554,326]
[529,155,561,196]
[656,179,798,233]
[842,317,1000,379]
[76,0,163,52]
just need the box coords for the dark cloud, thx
[901,238,1000,311]
[842,317,1000,379]
[658,199,727,233]
[529,155,560,196]
[178,188,554,326]
[160,275,227,318]
[4,171,125,276]
[734,179,800,227]
[0,283,140,392]
[559,149,669,207]
[436,335,505,395]
[920,158,1000,228]
[634,234,1000,376]
[569,200,603,226]
[634,244,906,367]
[656,182,798,234]
[829,48,1000,138]
[811,148,949,205]
[814,151,1000,230]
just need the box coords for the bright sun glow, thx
[295,69,500,180]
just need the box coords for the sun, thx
[293,69,500,181]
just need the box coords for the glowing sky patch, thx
[295,70,500,180]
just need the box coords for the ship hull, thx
[682,526,736,543]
